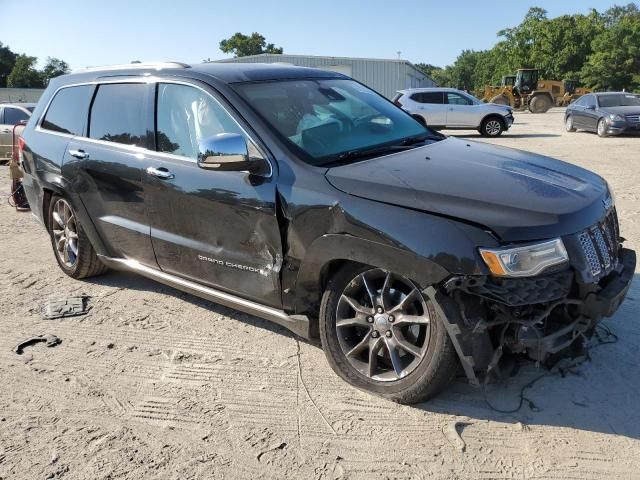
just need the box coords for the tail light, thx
[18,137,25,164]
[394,99,403,107]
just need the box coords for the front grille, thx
[577,208,620,279]
[625,114,640,124]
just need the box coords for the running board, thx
[97,256,310,338]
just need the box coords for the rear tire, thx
[480,117,505,137]
[48,195,108,279]
[529,95,552,114]
[565,115,576,132]
[319,264,458,404]
[412,115,427,127]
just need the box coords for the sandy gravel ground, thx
[1,108,639,480]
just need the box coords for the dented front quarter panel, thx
[272,156,499,316]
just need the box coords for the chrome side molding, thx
[97,255,310,338]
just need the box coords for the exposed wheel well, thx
[303,259,368,338]
[42,188,54,230]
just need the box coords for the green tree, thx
[0,41,18,88]
[417,3,640,93]
[41,57,70,85]
[7,55,43,88]
[219,32,283,57]
[582,12,640,90]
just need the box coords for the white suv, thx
[393,88,514,137]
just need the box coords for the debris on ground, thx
[43,296,91,319]
[443,421,469,452]
[14,334,62,355]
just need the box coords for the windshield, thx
[234,79,435,165]
[598,94,640,108]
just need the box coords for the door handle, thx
[146,166,174,179]
[1,128,11,133]
[68,149,89,159]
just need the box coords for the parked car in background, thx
[565,92,640,137]
[20,63,634,404]
[0,103,35,162]
[393,87,514,136]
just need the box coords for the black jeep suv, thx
[20,62,635,403]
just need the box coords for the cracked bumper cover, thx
[426,248,636,385]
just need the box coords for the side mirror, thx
[586,105,596,110]
[197,133,266,174]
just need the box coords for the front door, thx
[444,92,475,127]
[143,81,283,308]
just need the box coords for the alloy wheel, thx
[565,116,573,131]
[51,198,79,268]
[335,269,431,382]
[485,120,502,136]
[597,119,607,137]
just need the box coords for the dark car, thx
[565,92,640,137]
[19,62,635,403]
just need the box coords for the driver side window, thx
[156,83,245,159]
[446,93,472,106]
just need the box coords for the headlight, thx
[479,238,569,277]
[608,114,624,122]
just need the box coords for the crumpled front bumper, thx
[579,247,635,320]
[426,248,636,385]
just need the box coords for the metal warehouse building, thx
[214,54,436,99]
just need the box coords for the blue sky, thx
[2,0,625,69]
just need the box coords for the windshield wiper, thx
[318,133,442,167]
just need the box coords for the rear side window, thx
[89,83,147,146]
[4,107,30,125]
[410,92,443,104]
[41,85,93,135]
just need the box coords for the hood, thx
[599,106,640,116]
[325,138,609,242]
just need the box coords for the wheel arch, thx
[41,184,109,257]
[479,113,506,129]
[292,234,451,320]
[411,114,427,126]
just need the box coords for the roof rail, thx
[75,61,191,72]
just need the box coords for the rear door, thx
[444,92,476,127]
[411,91,446,126]
[63,81,156,266]
[143,80,283,307]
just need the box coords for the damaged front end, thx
[426,208,636,385]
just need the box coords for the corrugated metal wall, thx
[0,88,45,103]
[215,55,436,98]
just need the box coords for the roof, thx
[191,62,348,83]
[59,62,348,86]
[397,87,463,94]
[593,91,639,95]
[215,53,421,65]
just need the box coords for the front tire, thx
[481,117,505,137]
[319,265,458,404]
[565,115,576,132]
[529,95,552,113]
[597,118,608,137]
[48,195,108,279]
